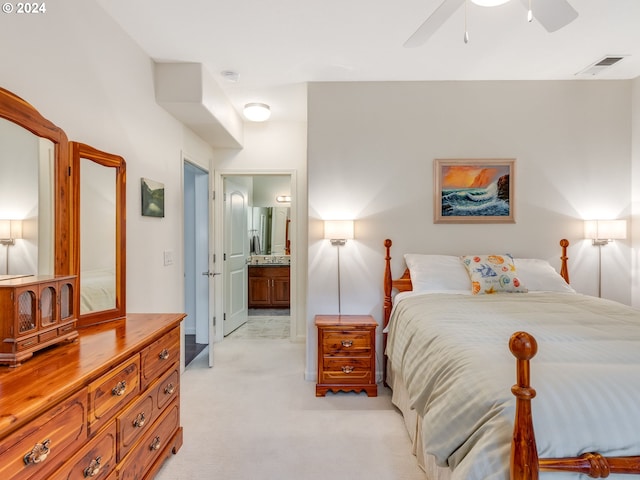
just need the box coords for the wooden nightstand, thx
[315,314,377,397]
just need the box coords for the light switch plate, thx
[164,250,173,266]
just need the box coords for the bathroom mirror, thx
[0,87,72,277]
[249,206,290,255]
[72,142,126,326]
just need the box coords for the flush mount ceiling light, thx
[243,103,271,122]
[470,0,511,6]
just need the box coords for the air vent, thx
[576,56,626,76]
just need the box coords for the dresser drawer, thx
[116,365,179,461]
[0,388,88,480]
[88,356,140,434]
[140,327,179,390]
[322,330,371,354]
[321,357,373,384]
[155,367,180,412]
[117,400,180,480]
[49,421,117,480]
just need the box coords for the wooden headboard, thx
[382,238,571,332]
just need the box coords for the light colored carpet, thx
[227,316,290,339]
[155,338,427,480]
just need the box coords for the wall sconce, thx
[584,219,627,297]
[0,219,23,274]
[243,102,271,122]
[276,195,291,203]
[324,220,355,314]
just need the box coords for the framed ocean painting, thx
[434,158,515,224]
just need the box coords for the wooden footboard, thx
[383,238,640,478]
[510,331,640,479]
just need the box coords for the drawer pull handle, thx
[133,412,146,428]
[341,340,353,348]
[112,380,127,396]
[83,456,102,478]
[342,365,354,374]
[23,439,51,465]
[150,436,162,451]
[158,348,170,360]
[164,383,175,395]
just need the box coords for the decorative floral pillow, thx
[461,254,528,295]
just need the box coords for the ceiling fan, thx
[404,0,578,47]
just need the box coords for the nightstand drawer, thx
[321,357,373,384]
[322,330,371,354]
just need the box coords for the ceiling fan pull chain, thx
[464,0,470,43]
[527,0,533,22]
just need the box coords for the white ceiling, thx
[97,0,640,123]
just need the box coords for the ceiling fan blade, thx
[404,0,465,48]
[521,0,578,32]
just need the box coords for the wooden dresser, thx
[315,314,377,397]
[0,313,184,480]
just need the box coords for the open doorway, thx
[213,171,296,344]
[183,161,210,366]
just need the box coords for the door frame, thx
[182,152,213,369]
[213,169,297,344]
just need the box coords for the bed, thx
[382,239,640,480]
[80,267,116,313]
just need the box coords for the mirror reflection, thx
[80,158,116,314]
[249,206,290,256]
[0,117,54,276]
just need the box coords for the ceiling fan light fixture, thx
[243,102,271,122]
[470,0,511,6]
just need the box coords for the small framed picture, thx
[434,158,515,224]
[141,177,165,218]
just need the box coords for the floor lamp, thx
[0,219,23,275]
[324,220,355,315]
[584,219,627,298]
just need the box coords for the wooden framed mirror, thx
[71,142,126,327]
[0,87,72,276]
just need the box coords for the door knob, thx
[201,272,221,277]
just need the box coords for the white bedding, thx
[387,291,640,480]
[80,268,116,313]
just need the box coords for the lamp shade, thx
[243,102,271,122]
[324,220,354,240]
[584,219,627,240]
[0,219,22,240]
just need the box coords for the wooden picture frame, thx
[434,158,515,224]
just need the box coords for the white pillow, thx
[404,254,471,293]
[513,258,576,293]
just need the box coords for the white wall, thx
[307,80,634,381]
[215,121,308,341]
[632,77,640,308]
[0,0,214,314]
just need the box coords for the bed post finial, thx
[510,331,539,480]
[559,239,570,285]
[383,239,393,328]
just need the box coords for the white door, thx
[223,178,249,335]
